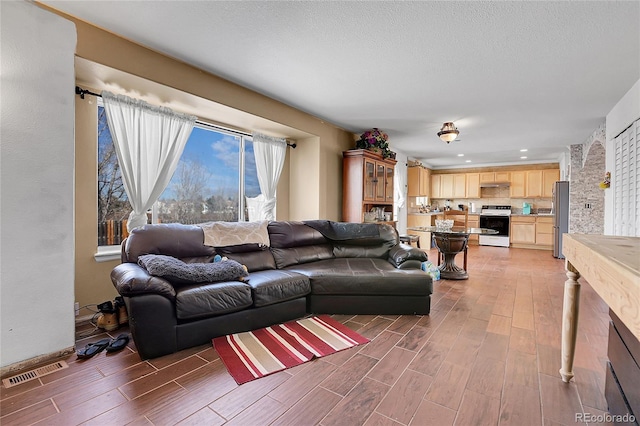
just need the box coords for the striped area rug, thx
[213,315,370,384]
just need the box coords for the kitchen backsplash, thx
[410,196,552,214]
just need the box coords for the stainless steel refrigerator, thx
[553,181,570,259]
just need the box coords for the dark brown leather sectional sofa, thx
[111,220,432,359]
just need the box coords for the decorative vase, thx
[368,147,383,155]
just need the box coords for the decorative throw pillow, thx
[199,220,270,248]
[138,254,248,285]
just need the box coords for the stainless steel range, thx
[479,205,511,247]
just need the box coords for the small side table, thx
[399,234,421,248]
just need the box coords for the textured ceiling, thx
[44,1,639,168]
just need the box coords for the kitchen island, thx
[560,234,640,418]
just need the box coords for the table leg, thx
[559,261,581,383]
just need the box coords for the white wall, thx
[1,2,77,367]
[393,150,408,234]
[604,79,640,235]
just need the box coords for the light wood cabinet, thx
[431,174,442,198]
[468,215,480,243]
[511,215,554,249]
[495,171,510,182]
[542,169,560,198]
[453,174,466,198]
[510,216,536,244]
[342,150,397,223]
[466,173,480,198]
[407,166,430,197]
[432,173,466,198]
[440,174,455,198]
[433,167,559,199]
[510,171,526,197]
[526,170,543,198]
[480,171,510,183]
[407,214,433,249]
[480,172,495,183]
[535,216,553,247]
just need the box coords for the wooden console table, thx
[560,234,640,383]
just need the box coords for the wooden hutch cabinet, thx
[343,149,397,223]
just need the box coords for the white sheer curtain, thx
[101,91,197,231]
[252,133,287,220]
[394,162,406,210]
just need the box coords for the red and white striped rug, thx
[213,315,370,384]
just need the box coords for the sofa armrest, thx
[111,263,176,300]
[387,244,428,268]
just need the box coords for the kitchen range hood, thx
[479,182,511,188]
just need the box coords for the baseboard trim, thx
[1,346,75,379]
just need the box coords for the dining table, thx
[407,226,498,280]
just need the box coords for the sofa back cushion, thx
[122,223,276,272]
[123,223,215,263]
[332,223,398,259]
[268,221,333,269]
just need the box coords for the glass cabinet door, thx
[364,159,376,201]
[385,165,394,202]
[376,163,386,200]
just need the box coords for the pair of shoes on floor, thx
[95,297,128,331]
[76,333,130,359]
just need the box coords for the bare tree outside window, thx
[97,106,132,245]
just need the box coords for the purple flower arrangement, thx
[355,128,394,158]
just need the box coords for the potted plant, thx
[355,128,395,159]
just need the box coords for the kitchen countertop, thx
[408,212,481,216]
[511,213,554,217]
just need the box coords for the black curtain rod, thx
[75,86,101,99]
[75,85,296,148]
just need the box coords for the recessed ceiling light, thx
[520,156,528,159]
[465,160,471,163]
[457,154,464,157]
[520,149,528,152]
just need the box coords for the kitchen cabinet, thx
[453,174,466,198]
[466,173,480,198]
[431,174,442,198]
[510,171,526,197]
[480,171,510,183]
[342,149,396,223]
[468,215,480,243]
[407,214,433,249]
[542,169,560,198]
[535,216,553,247]
[408,166,430,197]
[434,173,466,198]
[510,216,536,244]
[511,215,554,248]
[440,174,455,198]
[526,170,543,198]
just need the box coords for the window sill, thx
[94,246,121,263]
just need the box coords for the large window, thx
[97,105,259,246]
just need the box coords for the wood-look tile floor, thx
[1,246,613,425]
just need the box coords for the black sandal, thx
[106,333,130,353]
[77,338,111,359]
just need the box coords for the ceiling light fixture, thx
[520,156,528,159]
[437,122,459,143]
[457,154,464,157]
[520,149,528,152]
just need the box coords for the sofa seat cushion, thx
[175,281,252,320]
[247,270,311,307]
[285,258,432,296]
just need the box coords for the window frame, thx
[95,99,258,260]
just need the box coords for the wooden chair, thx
[437,209,469,270]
